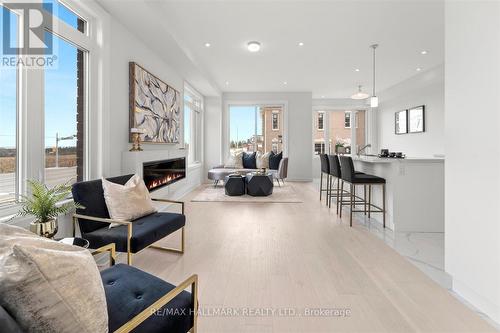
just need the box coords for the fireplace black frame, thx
[143,157,186,192]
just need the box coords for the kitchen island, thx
[352,156,444,232]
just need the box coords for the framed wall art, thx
[129,62,181,144]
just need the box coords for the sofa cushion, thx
[72,174,134,233]
[83,212,185,253]
[101,263,193,333]
[102,174,157,227]
[0,224,108,333]
[225,151,243,168]
[256,151,271,169]
[269,151,283,170]
[242,152,257,169]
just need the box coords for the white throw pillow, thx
[257,151,271,169]
[225,151,243,168]
[102,174,157,228]
[0,224,108,333]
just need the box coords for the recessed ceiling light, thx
[204,42,211,47]
[321,95,325,98]
[416,67,422,71]
[298,42,304,46]
[355,68,360,72]
[421,50,427,55]
[247,41,261,52]
[283,81,288,85]
[225,81,229,85]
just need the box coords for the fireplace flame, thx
[147,173,184,190]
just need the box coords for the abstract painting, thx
[129,62,181,144]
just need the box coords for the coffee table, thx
[245,172,274,196]
[224,174,246,196]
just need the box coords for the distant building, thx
[313,110,366,155]
[261,106,283,153]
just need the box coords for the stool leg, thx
[368,185,372,218]
[320,173,323,201]
[350,184,354,227]
[336,177,340,215]
[339,180,344,218]
[364,185,367,215]
[326,175,330,206]
[382,183,386,228]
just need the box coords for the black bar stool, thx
[339,156,386,227]
[328,154,366,214]
[319,154,330,204]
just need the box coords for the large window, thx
[313,110,366,155]
[184,86,203,164]
[0,7,18,204]
[229,105,284,155]
[44,32,86,187]
[0,1,91,210]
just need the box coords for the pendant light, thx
[370,44,379,107]
[351,85,370,100]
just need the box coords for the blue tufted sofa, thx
[72,174,186,265]
[0,243,198,333]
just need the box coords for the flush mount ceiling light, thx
[225,81,229,85]
[247,41,261,52]
[355,68,360,72]
[283,81,288,85]
[298,42,304,46]
[351,85,370,100]
[370,44,379,107]
[416,67,422,71]
[204,42,211,47]
[421,50,427,55]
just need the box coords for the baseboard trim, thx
[452,278,500,326]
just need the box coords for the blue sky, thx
[230,105,262,142]
[0,2,80,149]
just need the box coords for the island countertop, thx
[351,156,444,232]
[351,155,445,164]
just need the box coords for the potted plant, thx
[18,180,82,238]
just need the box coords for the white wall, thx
[204,97,223,176]
[218,92,313,181]
[377,65,444,158]
[104,18,203,194]
[106,18,184,176]
[445,1,500,324]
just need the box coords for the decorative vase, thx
[29,219,58,238]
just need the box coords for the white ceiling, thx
[102,0,444,98]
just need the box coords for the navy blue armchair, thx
[0,243,199,333]
[72,175,185,265]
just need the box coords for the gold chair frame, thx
[74,198,185,265]
[91,243,198,333]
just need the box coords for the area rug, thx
[191,183,302,203]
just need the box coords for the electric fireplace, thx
[143,157,186,191]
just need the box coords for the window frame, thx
[317,111,325,131]
[184,84,203,165]
[0,0,97,215]
[271,111,279,131]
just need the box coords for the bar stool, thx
[339,156,386,227]
[328,155,366,214]
[319,154,330,205]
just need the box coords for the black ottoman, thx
[245,173,273,196]
[224,174,246,196]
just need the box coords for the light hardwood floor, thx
[131,182,496,332]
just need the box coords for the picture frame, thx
[408,105,425,133]
[129,62,181,144]
[395,110,408,134]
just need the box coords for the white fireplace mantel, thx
[122,149,188,198]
